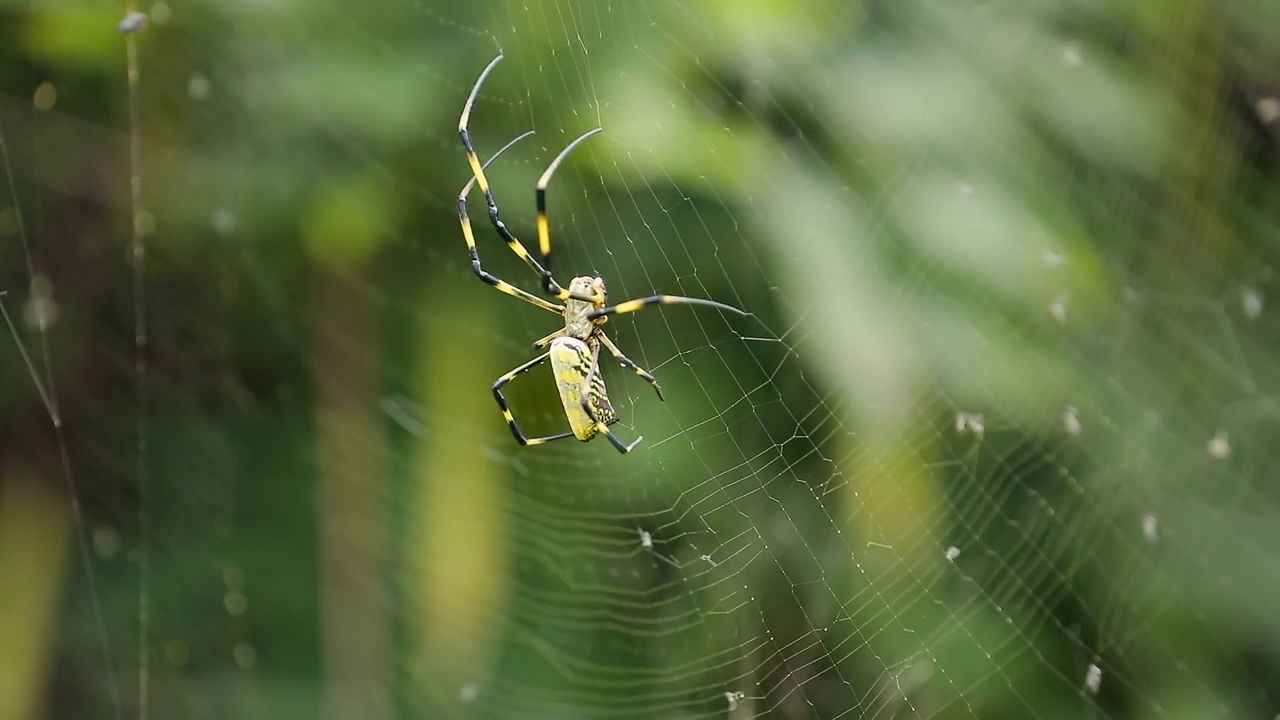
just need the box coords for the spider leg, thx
[580,344,643,454]
[492,352,576,447]
[588,294,748,321]
[596,330,663,401]
[536,127,604,299]
[458,131,565,314]
[459,54,596,303]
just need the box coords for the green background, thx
[1,0,1279,718]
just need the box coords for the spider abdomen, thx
[549,337,615,441]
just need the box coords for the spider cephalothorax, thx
[562,275,608,340]
[457,54,746,453]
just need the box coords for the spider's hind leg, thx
[580,345,643,454]
[493,352,576,447]
[585,398,642,454]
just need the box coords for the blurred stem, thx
[313,262,391,720]
[411,279,509,712]
[0,471,72,720]
[845,409,943,673]
[848,411,942,573]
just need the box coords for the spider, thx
[458,54,747,453]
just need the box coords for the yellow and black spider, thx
[457,54,747,453]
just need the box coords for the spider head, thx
[568,275,607,306]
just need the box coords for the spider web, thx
[2,0,1280,719]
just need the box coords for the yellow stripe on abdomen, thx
[548,337,602,441]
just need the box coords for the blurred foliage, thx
[2,0,1280,719]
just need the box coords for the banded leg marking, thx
[458,54,596,303]
[492,352,575,447]
[457,131,564,315]
[597,331,663,401]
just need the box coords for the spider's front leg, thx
[536,127,603,298]
[457,54,596,305]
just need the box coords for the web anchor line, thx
[119,6,152,719]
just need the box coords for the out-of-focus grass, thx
[0,473,71,720]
